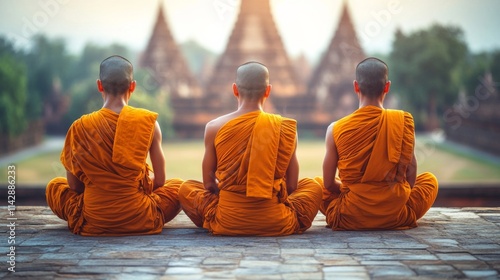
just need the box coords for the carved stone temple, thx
[307,3,365,125]
[141,1,365,137]
[140,4,201,99]
[204,0,305,115]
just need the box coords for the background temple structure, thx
[445,73,500,155]
[140,4,201,99]
[307,3,365,125]
[141,0,365,137]
[204,0,305,115]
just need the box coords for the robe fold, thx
[179,111,322,236]
[319,106,438,230]
[46,106,181,236]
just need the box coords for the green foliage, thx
[389,24,468,130]
[131,68,174,140]
[491,50,500,83]
[129,89,175,140]
[180,40,217,76]
[23,35,75,121]
[0,38,28,136]
[63,77,102,129]
[461,52,493,96]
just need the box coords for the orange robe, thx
[179,111,322,236]
[318,106,438,230]
[46,106,181,236]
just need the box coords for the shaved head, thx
[99,55,133,95]
[235,61,269,100]
[355,57,388,98]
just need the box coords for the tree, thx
[461,52,493,96]
[491,50,500,84]
[23,35,75,134]
[0,37,28,136]
[129,88,175,140]
[389,24,468,130]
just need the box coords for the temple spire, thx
[204,0,304,113]
[140,2,200,98]
[308,1,365,120]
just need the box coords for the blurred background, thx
[0,0,499,205]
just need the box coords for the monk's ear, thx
[97,79,104,93]
[232,83,239,98]
[264,84,271,98]
[353,80,360,94]
[383,81,391,94]
[129,80,136,93]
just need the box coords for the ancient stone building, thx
[140,4,201,99]
[205,0,305,115]
[142,1,365,137]
[445,73,500,155]
[140,3,204,136]
[306,3,365,128]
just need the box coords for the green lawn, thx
[2,138,500,185]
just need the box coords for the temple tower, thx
[308,2,365,122]
[140,3,201,99]
[204,0,304,114]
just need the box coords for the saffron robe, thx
[46,106,181,236]
[319,106,438,230]
[179,111,322,236]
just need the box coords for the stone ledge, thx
[2,183,499,207]
[0,207,499,279]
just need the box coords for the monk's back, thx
[208,111,300,236]
[334,106,383,184]
[61,107,163,235]
[319,57,438,231]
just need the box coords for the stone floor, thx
[1,207,499,280]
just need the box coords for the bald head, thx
[355,57,389,98]
[235,61,269,100]
[99,55,133,95]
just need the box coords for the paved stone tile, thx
[59,266,124,274]
[323,266,370,280]
[283,256,320,264]
[411,264,462,278]
[280,272,324,280]
[436,252,478,261]
[1,207,500,279]
[367,265,416,278]
[164,267,203,274]
[463,269,499,278]
[202,256,240,265]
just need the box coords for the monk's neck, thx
[102,95,129,114]
[358,97,384,109]
[236,101,264,114]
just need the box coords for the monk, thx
[317,57,439,230]
[46,55,181,236]
[178,61,322,236]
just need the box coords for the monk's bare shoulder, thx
[206,112,241,134]
[327,122,335,137]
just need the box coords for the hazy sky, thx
[1,0,499,61]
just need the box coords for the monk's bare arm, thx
[323,123,341,194]
[285,136,299,195]
[67,170,85,194]
[149,121,166,189]
[406,153,417,188]
[202,121,219,194]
